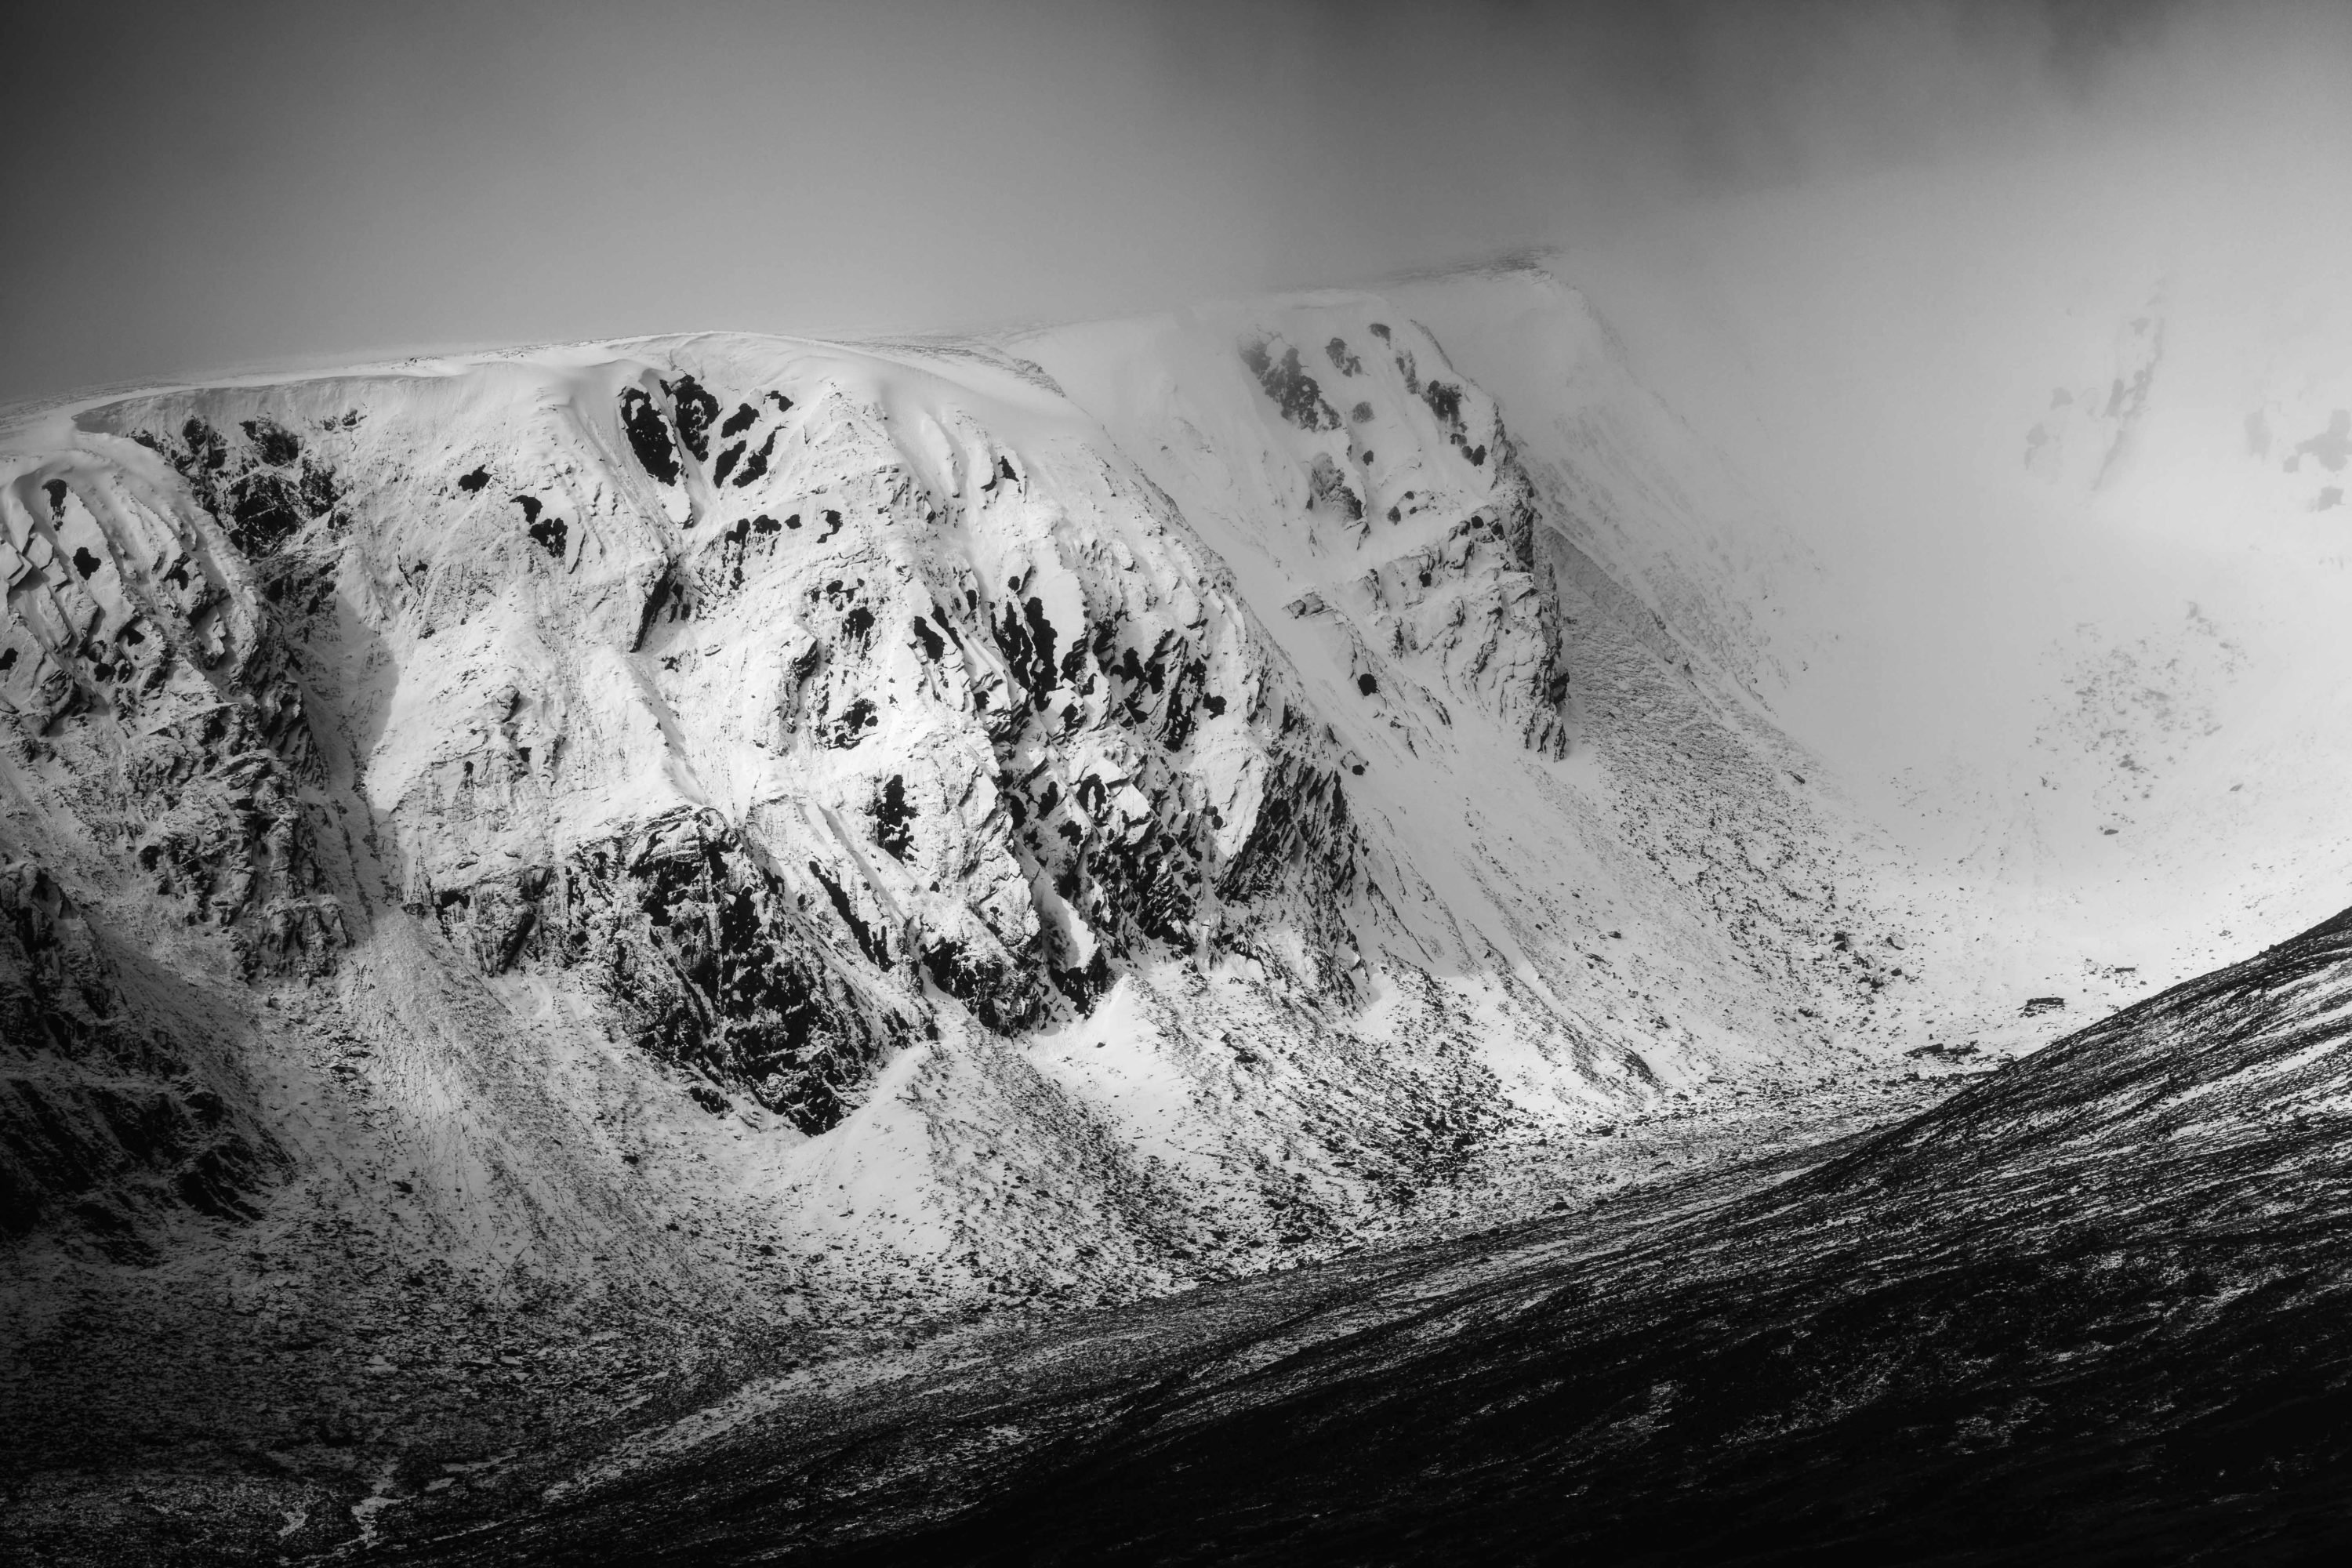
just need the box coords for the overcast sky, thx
[2,0,2342,405]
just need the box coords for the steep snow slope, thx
[1076,266,2071,1060]
[1022,289,1944,1069]
[1547,173,2352,1029]
[1382,263,1818,708]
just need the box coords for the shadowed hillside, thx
[377,902,2352,1564]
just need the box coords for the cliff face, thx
[5,336,1370,1120]
[1,278,1922,1338]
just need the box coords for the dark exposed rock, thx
[1240,338,1342,432]
[238,418,302,468]
[1422,379,1465,433]
[227,472,304,557]
[619,388,681,485]
[132,415,339,559]
[805,858,889,972]
[829,697,880,749]
[452,808,920,1134]
[869,775,916,861]
[664,374,721,463]
[298,457,339,517]
[990,595,1064,701]
[1307,454,1363,523]
[633,562,687,649]
[0,862,285,1249]
[920,934,1053,1032]
[513,495,567,564]
[732,429,778,488]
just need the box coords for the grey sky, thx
[0,0,2331,404]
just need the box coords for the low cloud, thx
[3,1,2346,402]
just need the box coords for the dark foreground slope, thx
[390,903,2352,1566]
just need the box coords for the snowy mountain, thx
[15,254,2350,1557]
[0,269,1947,1320]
